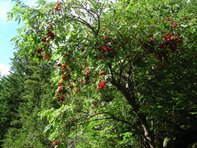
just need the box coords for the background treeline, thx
[0,52,54,148]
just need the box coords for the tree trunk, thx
[112,80,155,148]
[139,115,155,148]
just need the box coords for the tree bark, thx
[111,80,155,148]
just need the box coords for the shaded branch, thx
[88,111,143,135]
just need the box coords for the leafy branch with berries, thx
[7,0,197,147]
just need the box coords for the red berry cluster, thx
[160,33,181,52]
[165,17,178,28]
[143,18,181,63]
[98,80,106,90]
[47,31,55,40]
[55,61,91,101]
[98,35,118,60]
[36,23,56,60]
[41,31,55,43]
[56,83,66,101]
[36,47,50,60]
[55,63,69,102]
[55,1,61,11]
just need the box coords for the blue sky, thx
[0,0,16,76]
[0,0,55,76]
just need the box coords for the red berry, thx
[57,87,63,93]
[58,96,65,101]
[44,54,50,60]
[62,74,66,81]
[55,6,61,11]
[159,42,168,48]
[105,35,110,40]
[62,64,67,71]
[165,17,170,21]
[98,80,106,90]
[47,31,55,39]
[41,37,47,42]
[86,71,91,77]
[37,48,43,53]
[99,72,106,76]
[80,79,85,84]
[55,2,61,11]
[101,45,110,52]
[57,63,62,67]
[69,84,74,89]
[53,140,59,145]
[172,21,177,28]
[76,88,81,92]
[58,81,63,87]
[164,34,172,40]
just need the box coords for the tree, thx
[9,0,197,147]
[1,52,54,147]
[0,68,24,146]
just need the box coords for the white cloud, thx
[0,64,10,76]
[25,0,56,7]
[0,0,56,21]
[24,0,39,7]
[0,0,39,21]
[0,1,12,21]
[0,0,37,21]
